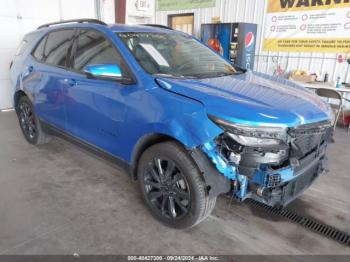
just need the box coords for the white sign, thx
[264,0,350,52]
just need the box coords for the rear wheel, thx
[138,141,216,229]
[16,95,51,145]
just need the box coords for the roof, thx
[35,19,179,35]
[109,24,179,34]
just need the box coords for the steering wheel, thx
[177,61,193,74]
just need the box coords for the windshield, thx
[117,32,239,78]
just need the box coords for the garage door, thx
[0,0,97,110]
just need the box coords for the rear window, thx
[31,29,75,68]
[32,36,47,61]
[16,33,38,56]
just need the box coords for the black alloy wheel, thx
[18,99,37,141]
[138,141,217,229]
[143,157,190,219]
[16,95,51,145]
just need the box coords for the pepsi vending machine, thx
[201,23,257,70]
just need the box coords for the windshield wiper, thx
[192,71,234,79]
[153,73,198,79]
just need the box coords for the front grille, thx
[289,121,332,159]
[293,132,324,156]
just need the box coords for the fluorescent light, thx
[1,108,14,112]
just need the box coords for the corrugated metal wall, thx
[155,0,350,83]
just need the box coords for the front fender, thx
[122,84,224,161]
[126,84,232,196]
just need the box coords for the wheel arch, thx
[14,90,28,111]
[130,133,186,180]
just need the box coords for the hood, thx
[155,71,332,127]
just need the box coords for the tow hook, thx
[256,186,265,197]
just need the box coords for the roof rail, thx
[142,24,173,30]
[37,19,107,29]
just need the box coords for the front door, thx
[63,29,135,156]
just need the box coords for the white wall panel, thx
[0,0,17,16]
[0,17,21,49]
[0,0,104,109]
[18,0,60,20]
[101,0,115,24]
[155,0,349,83]
[60,0,96,20]
[0,80,13,109]
[19,18,54,34]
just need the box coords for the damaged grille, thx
[289,121,332,159]
[292,132,324,156]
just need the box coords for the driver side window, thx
[72,30,127,75]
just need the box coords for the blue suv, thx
[10,19,333,228]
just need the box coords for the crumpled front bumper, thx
[248,149,328,207]
[193,125,331,206]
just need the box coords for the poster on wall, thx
[126,0,155,24]
[263,0,350,53]
[156,0,215,11]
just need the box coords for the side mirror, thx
[84,64,123,81]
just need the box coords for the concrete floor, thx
[0,110,349,255]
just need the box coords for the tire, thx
[138,141,216,229]
[16,95,51,145]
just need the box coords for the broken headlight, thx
[209,115,287,147]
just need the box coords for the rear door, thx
[32,29,75,130]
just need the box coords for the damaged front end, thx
[193,115,333,207]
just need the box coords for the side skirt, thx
[40,120,133,177]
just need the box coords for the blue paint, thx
[252,167,294,187]
[237,174,249,199]
[202,141,237,180]
[155,71,332,128]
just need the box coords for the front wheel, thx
[138,141,216,229]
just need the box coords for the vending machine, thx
[201,23,257,70]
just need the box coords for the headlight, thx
[226,133,281,146]
[209,115,287,147]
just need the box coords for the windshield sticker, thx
[139,43,170,67]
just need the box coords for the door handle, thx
[64,78,77,87]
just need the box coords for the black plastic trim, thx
[37,19,106,29]
[40,120,132,177]
[190,148,231,198]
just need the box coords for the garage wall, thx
[155,0,350,84]
[100,0,116,24]
[0,0,104,110]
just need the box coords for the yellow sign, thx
[264,38,350,52]
[264,0,350,52]
[268,0,350,13]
